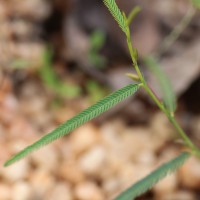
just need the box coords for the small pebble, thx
[11,0,51,20]
[102,177,121,197]
[157,190,196,200]
[79,145,106,176]
[2,159,29,182]
[150,112,174,143]
[12,181,33,200]
[59,161,85,184]
[74,181,104,200]
[70,124,100,155]
[31,145,59,172]
[0,184,11,200]
[154,173,178,196]
[179,156,200,189]
[136,150,156,165]
[47,182,73,200]
[30,168,55,197]
[118,164,153,189]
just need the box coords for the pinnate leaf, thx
[144,56,176,113]
[103,0,127,33]
[115,152,190,200]
[4,84,140,167]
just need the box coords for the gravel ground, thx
[0,0,200,200]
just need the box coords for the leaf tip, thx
[3,160,11,167]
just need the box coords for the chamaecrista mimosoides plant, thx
[4,0,200,199]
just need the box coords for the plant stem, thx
[126,31,144,82]
[142,82,199,155]
[169,116,200,156]
[125,23,200,156]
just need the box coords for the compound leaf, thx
[4,84,140,167]
[103,0,127,33]
[144,56,176,114]
[115,152,190,200]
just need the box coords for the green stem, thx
[126,30,144,82]
[169,116,200,156]
[142,82,199,155]
[125,23,200,156]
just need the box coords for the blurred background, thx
[0,0,200,199]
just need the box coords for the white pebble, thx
[1,159,29,182]
[47,182,73,200]
[70,124,100,155]
[30,168,55,197]
[154,173,178,196]
[59,161,85,184]
[157,190,196,200]
[102,178,121,197]
[79,145,106,176]
[12,182,33,200]
[0,184,11,200]
[179,156,200,189]
[74,182,104,200]
[31,146,59,172]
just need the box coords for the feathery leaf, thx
[115,152,190,200]
[144,56,176,114]
[103,0,127,33]
[4,84,140,167]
